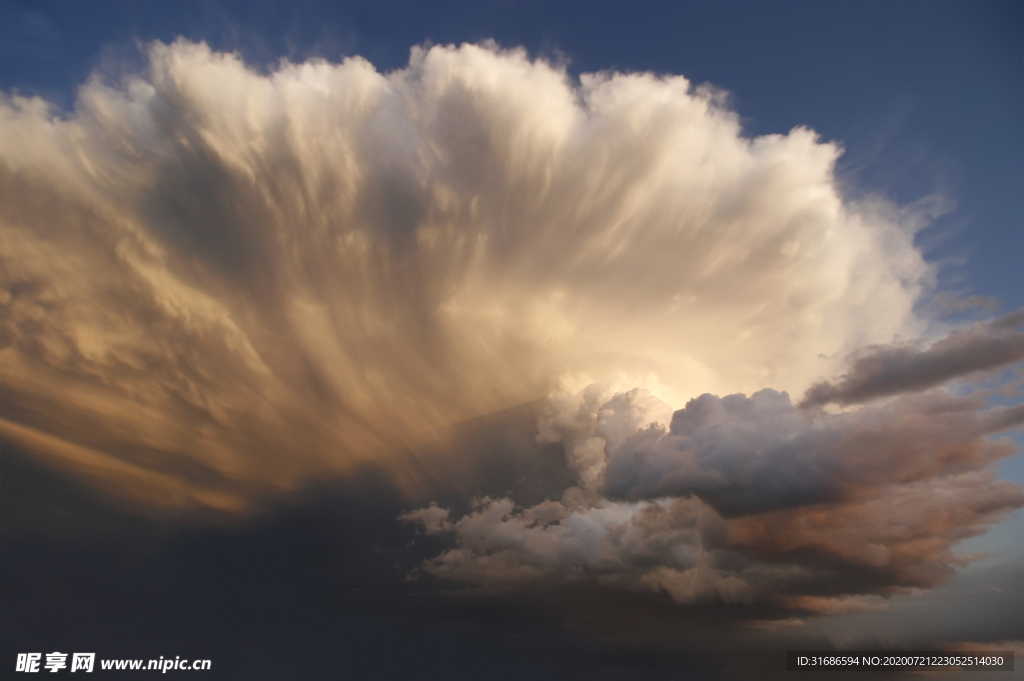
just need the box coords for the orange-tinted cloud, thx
[404,320,1023,615]
[1,40,937,511]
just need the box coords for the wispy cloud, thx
[2,40,934,511]
[800,311,1024,408]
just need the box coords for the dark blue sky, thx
[2,0,1021,313]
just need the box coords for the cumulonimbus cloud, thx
[403,321,1023,614]
[604,389,1021,516]
[2,39,938,511]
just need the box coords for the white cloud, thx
[1,40,934,510]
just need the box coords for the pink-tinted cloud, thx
[404,319,1023,617]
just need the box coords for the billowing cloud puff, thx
[2,40,933,510]
[403,321,1023,615]
[604,389,1021,516]
[404,471,1022,609]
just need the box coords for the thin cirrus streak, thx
[1,38,944,513]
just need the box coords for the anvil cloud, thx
[0,38,960,515]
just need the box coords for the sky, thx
[1,2,1022,679]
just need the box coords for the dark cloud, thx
[402,316,1024,624]
[605,389,1021,516]
[7,441,1017,681]
[800,312,1024,408]
[403,470,1022,614]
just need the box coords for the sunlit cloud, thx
[1,39,942,512]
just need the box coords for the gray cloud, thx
[403,472,1023,611]
[605,389,1021,516]
[800,312,1024,408]
[403,317,1024,618]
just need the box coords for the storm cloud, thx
[404,321,1023,616]
[604,389,1021,515]
[0,40,936,511]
